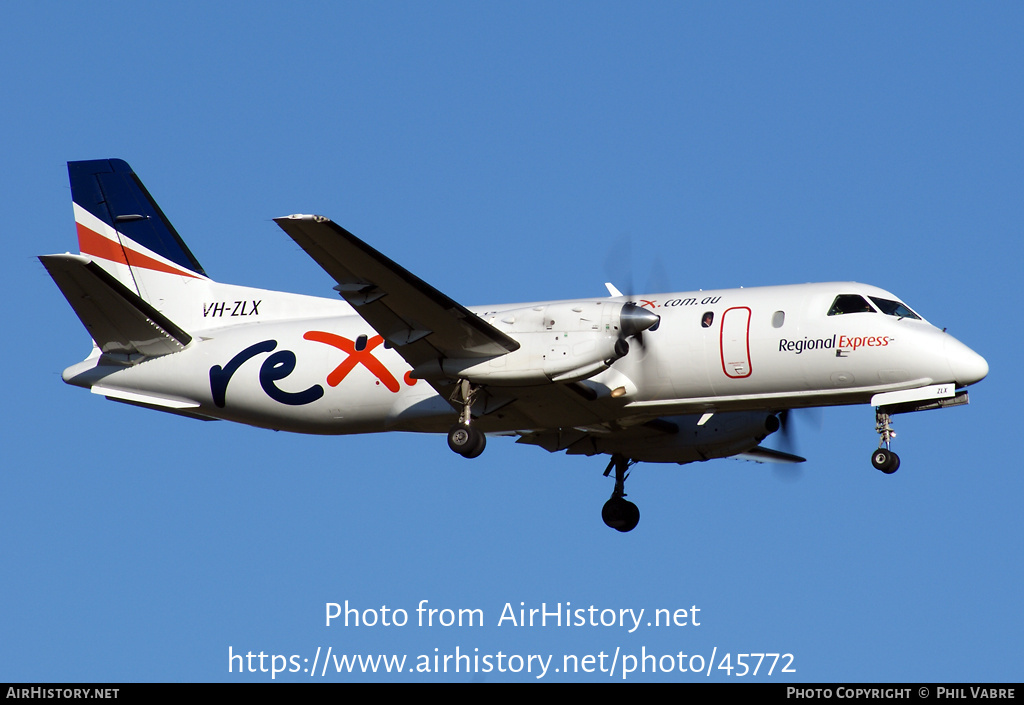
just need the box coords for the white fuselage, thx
[61,280,988,437]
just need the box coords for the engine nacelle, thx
[411,301,658,386]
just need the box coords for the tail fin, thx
[69,159,208,297]
[47,159,211,359]
[50,159,346,352]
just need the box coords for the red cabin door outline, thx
[720,306,752,379]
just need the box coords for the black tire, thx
[871,449,887,470]
[602,497,640,532]
[884,452,900,474]
[448,424,485,458]
[465,429,486,458]
[871,448,899,474]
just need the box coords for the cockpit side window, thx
[869,297,921,320]
[827,294,876,316]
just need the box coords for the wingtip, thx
[275,214,329,223]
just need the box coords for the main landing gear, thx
[447,380,486,459]
[871,408,900,474]
[602,454,640,532]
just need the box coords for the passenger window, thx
[701,312,714,328]
[772,311,785,328]
[827,295,875,316]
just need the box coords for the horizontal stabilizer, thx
[39,254,191,359]
[91,386,214,421]
[737,446,807,464]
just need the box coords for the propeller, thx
[617,301,660,354]
[770,408,822,482]
[604,234,665,352]
[604,233,637,302]
[777,409,798,455]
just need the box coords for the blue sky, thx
[2,2,1021,682]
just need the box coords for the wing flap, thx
[39,254,191,359]
[273,215,519,374]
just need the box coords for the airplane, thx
[40,159,989,532]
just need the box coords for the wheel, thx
[885,452,900,474]
[871,448,899,474]
[465,429,486,458]
[448,424,485,458]
[602,497,640,532]
[871,448,891,471]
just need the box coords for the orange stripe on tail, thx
[77,223,202,279]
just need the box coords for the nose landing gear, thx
[872,409,900,474]
[871,447,900,474]
[602,454,640,532]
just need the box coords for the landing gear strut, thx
[871,409,900,474]
[447,380,486,458]
[602,454,640,532]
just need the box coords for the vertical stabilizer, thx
[69,159,208,299]
[55,159,347,338]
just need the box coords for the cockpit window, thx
[827,294,876,316]
[869,297,921,320]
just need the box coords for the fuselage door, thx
[720,306,752,379]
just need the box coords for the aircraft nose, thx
[945,335,989,386]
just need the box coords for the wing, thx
[274,215,519,374]
[274,215,628,432]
